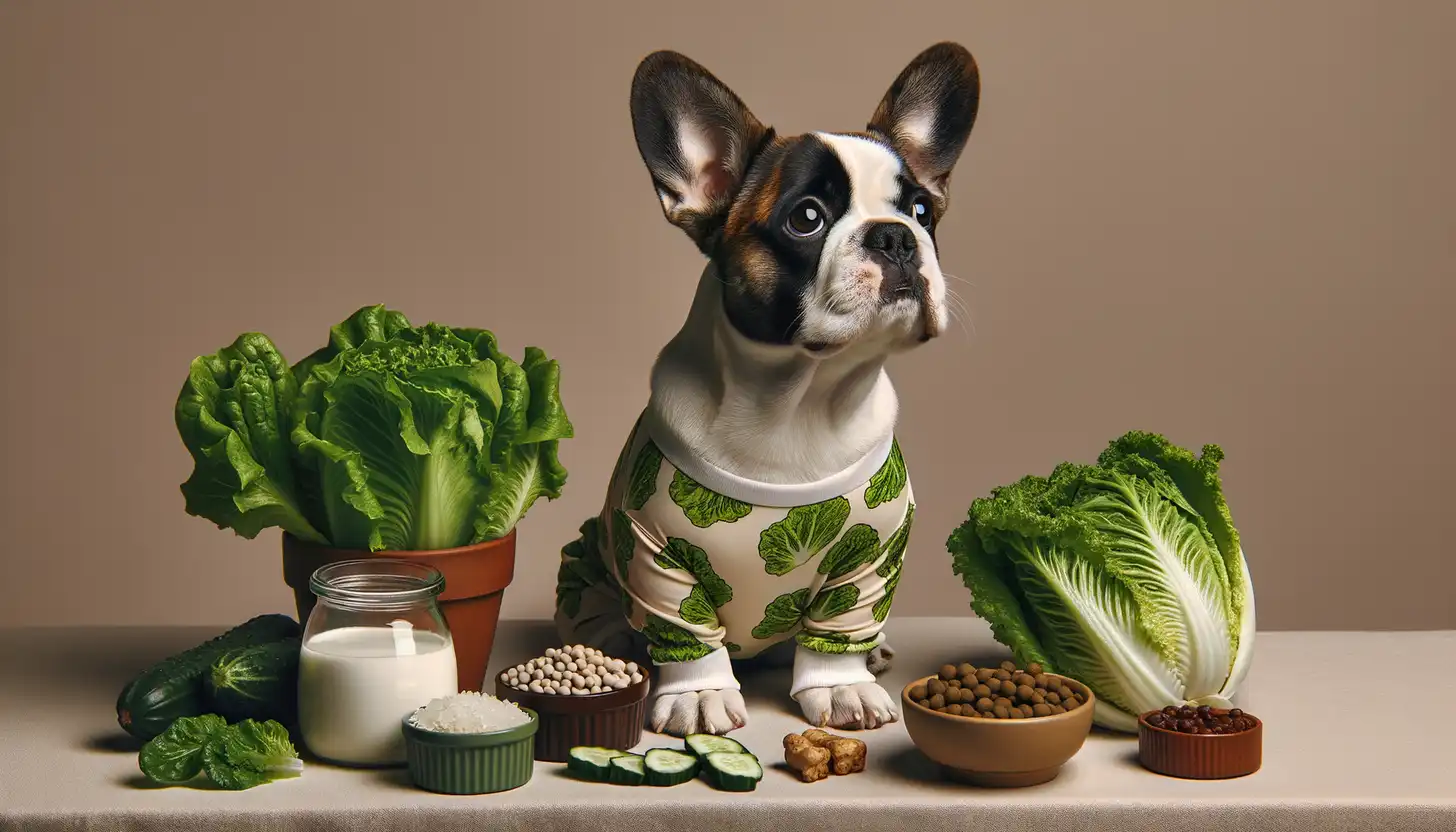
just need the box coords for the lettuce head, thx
[946,431,1255,732]
[176,305,573,551]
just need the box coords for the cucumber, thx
[702,751,763,792]
[608,753,646,786]
[685,733,747,758]
[116,614,301,741]
[204,637,301,725]
[567,747,629,781]
[643,748,699,786]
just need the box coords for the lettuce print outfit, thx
[555,409,914,696]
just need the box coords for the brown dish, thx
[901,672,1095,787]
[494,667,650,762]
[1137,708,1262,779]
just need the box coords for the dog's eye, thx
[911,196,933,230]
[786,199,827,237]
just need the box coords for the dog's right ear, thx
[630,51,771,253]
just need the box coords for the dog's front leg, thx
[649,646,747,737]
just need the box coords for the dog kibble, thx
[502,645,639,694]
[1146,705,1257,735]
[917,659,1086,720]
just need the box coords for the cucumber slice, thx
[684,733,747,758]
[608,754,646,786]
[703,751,763,792]
[567,747,630,781]
[643,748,699,786]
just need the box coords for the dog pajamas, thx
[555,411,914,698]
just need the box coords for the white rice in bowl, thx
[409,691,531,733]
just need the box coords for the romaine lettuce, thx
[176,305,573,551]
[946,431,1255,733]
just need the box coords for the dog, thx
[554,42,979,737]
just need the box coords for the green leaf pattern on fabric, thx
[557,516,608,620]
[758,497,851,576]
[864,439,907,509]
[796,631,878,654]
[877,502,915,578]
[807,584,860,621]
[627,441,664,511]
[653,537,733,609]
[818,523,881,580]
[751,588,810,640]
[643,615,713,663]
[610,509,635,580]
[670,470,752,527]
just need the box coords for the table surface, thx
[2,618,1453,832]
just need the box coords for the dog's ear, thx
[867,42,980,210]
[630,51,771,253]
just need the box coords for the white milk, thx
[297,625,458,766]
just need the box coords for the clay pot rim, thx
[281,529,516,558]
[900,672,1097,726]
[1137,708,1263,738]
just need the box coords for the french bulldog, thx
[554,42,979,736]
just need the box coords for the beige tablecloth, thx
[2,619,1452,832]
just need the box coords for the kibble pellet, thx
[917,658,1086,720]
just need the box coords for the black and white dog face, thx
[629,43,979,357]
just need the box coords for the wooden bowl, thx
[494,667,651,763]
[900,673,1096,787]
[1137,708,1263,779]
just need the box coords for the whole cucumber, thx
[204,637,301,726]
[116,613,300,740]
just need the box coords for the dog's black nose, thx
[864,221,918,265]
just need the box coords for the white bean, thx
[529,681,544,693]
[572,687,589,696]
[565,661,578,672]
[590,685,602,694]
[626,662,638,674]
[610,678,628,690]
[531,669,543,680]
[631,672,643,684]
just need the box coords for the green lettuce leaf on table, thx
[946,431,1256,733]
[138,716,301,790]
[175,305,573,551]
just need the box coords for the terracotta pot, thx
[282,531,517,692]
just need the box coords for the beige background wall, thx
[2,1,1452,631]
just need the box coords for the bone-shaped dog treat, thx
[783,734,831,782]
[802,729,867,775]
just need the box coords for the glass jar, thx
[297,559,458,767]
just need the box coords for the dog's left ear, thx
[868,42,980,210]
[630,50,771,253]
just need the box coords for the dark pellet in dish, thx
[918,660,1084,719]
[1145,705,1257,735]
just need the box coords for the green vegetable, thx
[608,753,646,785]
[138,716,302,790]
[201,719,305,790]
[684,734,747,757]
[946,431,1256,733]
[701,751,762,792]
[204,638,300,725]
[643,748,699,786]
[567,746,629,781]
[137,714,228,784]
[117,614,301,740]
[175,305,574,550]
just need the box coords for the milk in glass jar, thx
[297,559,457,766]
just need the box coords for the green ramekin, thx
[401,706,539,795]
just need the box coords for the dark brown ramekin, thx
[1137,708,1263,779]
[494,667,651,762]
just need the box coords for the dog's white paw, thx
[796,681,899,730]
[866,640,896,676]
[649,690,748,737]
